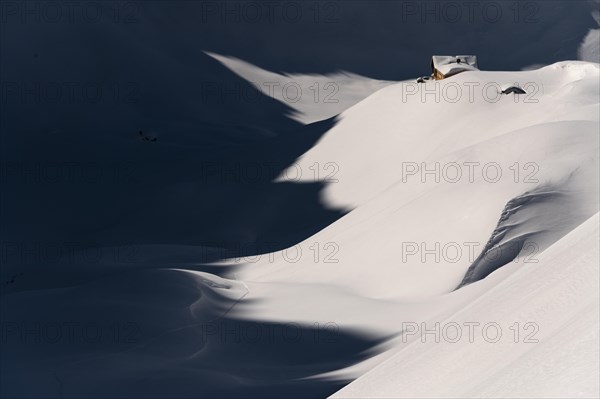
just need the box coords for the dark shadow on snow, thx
[1,269,391,398]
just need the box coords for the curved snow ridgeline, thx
[236,61,599,396]
[258,61,599,299]
[2,61,598,398]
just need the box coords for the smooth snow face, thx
[241,62,599,300]
[278,62,600,210]
[205,52,394,124]
[332,213,600,399]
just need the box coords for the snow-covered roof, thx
[431,55,479,77]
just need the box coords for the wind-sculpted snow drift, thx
[2,61,598,398]
[205,51,395,124]
[459,166,598,288]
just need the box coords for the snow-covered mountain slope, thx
[2,61,598,398]
[278,62,599,209]
[242,62,599,299]
[332,212,600,398]
[232,61,599,394]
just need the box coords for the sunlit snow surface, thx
[2,61,598,398]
